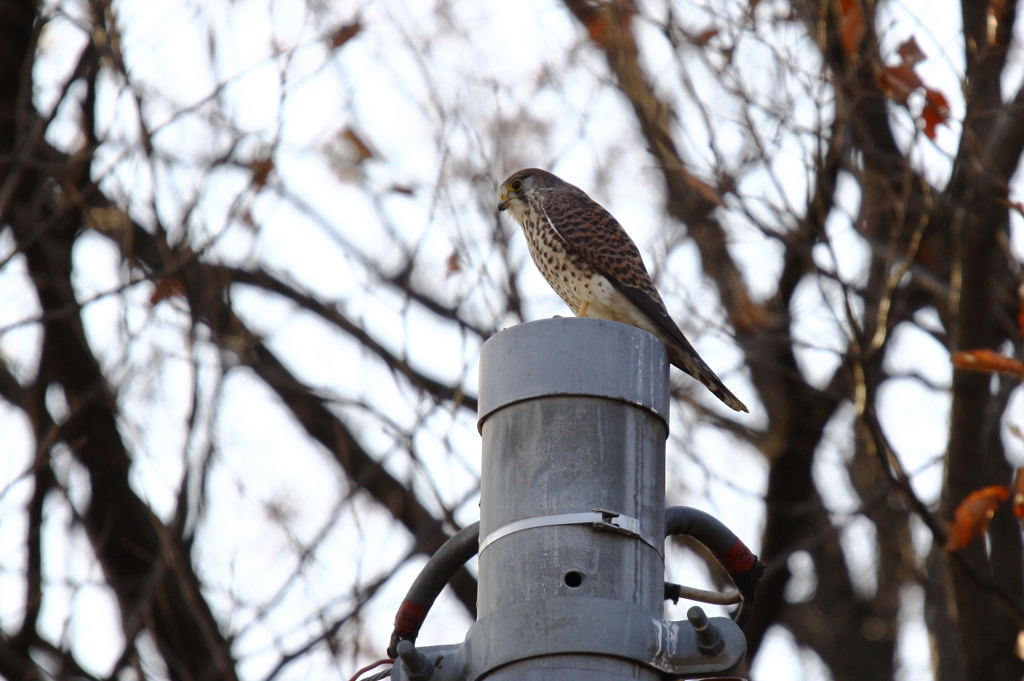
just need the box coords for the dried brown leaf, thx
[839,0,866,56]
[875,38,951,138]
[691,28,719,47]
[951,348,1024,379]
[1019,283,1024,340]
[1013,468,1024,520]
[877,63,923,105]
[946,486,1011,551]
[445,251,461,277]
[342,128,376,164]
[150,275,186,306]
[328,21,362,49]
[249,157,274,189]
[921,88,950,139]
[896,37,927,67]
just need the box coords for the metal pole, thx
[475,317,669,680]
[387,317,747,681]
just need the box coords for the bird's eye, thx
[509,179,524,191]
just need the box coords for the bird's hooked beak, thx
[497,192,510,212]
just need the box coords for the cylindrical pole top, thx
[477,317,670,432]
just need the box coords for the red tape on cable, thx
[394,600,429,637]
[719,538,757,575]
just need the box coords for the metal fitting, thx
[397,640,434,680]
[687,606,725,656]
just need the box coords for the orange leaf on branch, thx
[583,9,610,43]
[946,486,1011,551]
[876,37,952,139]
[1018,283,1024,339]
[951,348,1024,378]
[896,36,927,66]
[150,275,186,306]
[877,63,922,105]
[1013,468,1024,520]
[581,1,635,49]
[839,0,866,56]
[921,88,950,139]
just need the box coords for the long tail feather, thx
[669,346,748,413]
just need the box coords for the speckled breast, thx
[520,208,594,309]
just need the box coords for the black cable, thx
[387,522,479,658]
[384,506,762,660]
[665,506,763,627]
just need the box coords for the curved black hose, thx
[385,508,762,657]
[665,506,763,627]
[387,522,480,658]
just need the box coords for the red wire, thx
[347,658,393,681]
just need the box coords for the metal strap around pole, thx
[479,508,663,555]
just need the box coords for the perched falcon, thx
[497,168,748,413]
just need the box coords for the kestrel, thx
[497,168,747,413]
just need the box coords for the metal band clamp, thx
[479,508,662,554]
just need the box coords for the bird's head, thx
[497,169,535,214]
[497,168,568,215]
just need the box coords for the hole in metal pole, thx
[563,570,583,588]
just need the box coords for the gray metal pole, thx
[388,317,746,681]
[474,317,668,680]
